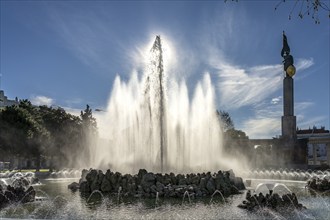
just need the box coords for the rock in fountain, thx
[69,168,245,198]
[307,177,330,192]
[238,189,306,211]
[0,177,36,208]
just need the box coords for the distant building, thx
[297,126,330,166]
[0,90,19,108]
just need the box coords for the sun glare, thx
[139,33,178,77]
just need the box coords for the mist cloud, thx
[30,95,54,106]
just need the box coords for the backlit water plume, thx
[92,36,244,174]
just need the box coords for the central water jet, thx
[146,35,167,172]
[93,35,244,174]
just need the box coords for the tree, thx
[216,110,250,156]
[38,105,82,170]
[225,128,249,140]
[225,0,330,24]
[0,101,97,170]
[80,105,97,136]
[223,128,250,157]
[216,110,234,132]
[79,105,98,167]
[275,0,330,24]
[0,105,30,158]
[0,103,49,171]
[18,100,50,171]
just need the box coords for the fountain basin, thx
[1,178,329,219]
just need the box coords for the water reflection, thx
[0,178,329,219]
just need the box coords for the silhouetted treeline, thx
[216,110,252,159]
[0,100,97,171]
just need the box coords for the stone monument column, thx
[281,32,297,157]
[282,75,297,141]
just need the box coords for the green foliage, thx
[79,105,97,167]
[80,104,97,135]
[38,105,83,166]
[225,128,248,140]
[216,110,234,131]
[216,110,250,156]
[0,104,49,156]
[223,128,250,156]
[0,101,98,169]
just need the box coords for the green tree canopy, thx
[216,110,234,132]
[0,101,98,170]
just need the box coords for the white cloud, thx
[295,58,314,71]
[240,102,282,138]
[216,64,283,109]
[46,4,320,140]
[295,101,314,111]
[297,116,328,129]
[213,58,314,110]
[196,6,318,139]
[239,100,325,138]
[241,117,281,139]
[30,95,54,106]
[205,38,314,137]
[62,107,81,116]
[271,96,282,104]
[198,7,315,111]
[294,101,327,129]
[47,7,120,73]
[64,98,84,107]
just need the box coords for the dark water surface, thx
[0,178,329,219]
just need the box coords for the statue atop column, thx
[281,31,296,77]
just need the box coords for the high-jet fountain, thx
[92,36,244,174]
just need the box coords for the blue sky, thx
[1,1,329,139]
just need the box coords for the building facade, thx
[297,127,330,166]
[0,90,19,108]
